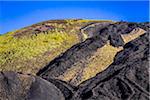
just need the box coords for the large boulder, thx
[0,71,65,100]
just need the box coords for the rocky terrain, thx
[37,22,147,86]
[0,19,149,100]
[71,32,149,100]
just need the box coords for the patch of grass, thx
[58,65,82,83]
[0,31,78,73]
[80,42,123,84]
[76,19,113,23]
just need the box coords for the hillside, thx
[0,19,149,100]
[0,19,112,74]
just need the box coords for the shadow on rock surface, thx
[0,71,65,100]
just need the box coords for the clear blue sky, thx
[0,1,149,34]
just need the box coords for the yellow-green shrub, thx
[0,31,78,73]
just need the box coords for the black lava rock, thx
[0,71,65,100]
[71,32,149,100]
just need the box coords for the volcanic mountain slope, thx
[0,19,149,100]
[37,22,148,86]
[0,19,112,74]
[0,30,149,100]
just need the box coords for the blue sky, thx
[0,1,149,34]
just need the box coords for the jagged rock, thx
[99,22,148,47]
[139,22,150,31]
[37,22,146,86]
[0,72,65,100]
[71,32,149,100]
[80,22,113,40]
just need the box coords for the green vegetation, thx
[1,32,68,61]
[0,30,78,73]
